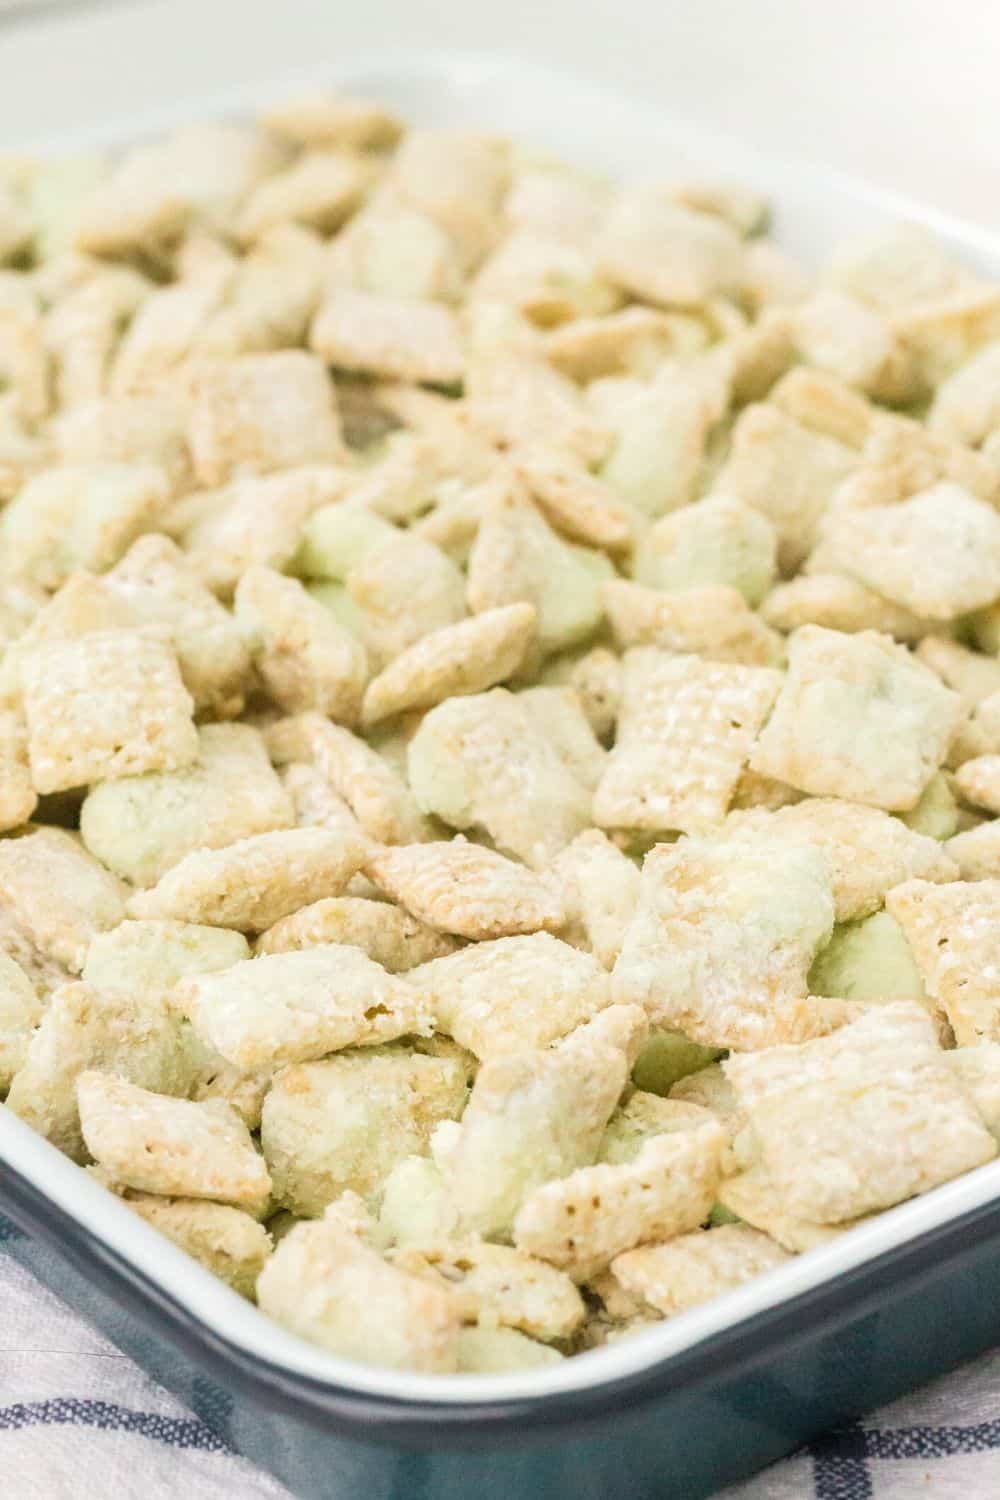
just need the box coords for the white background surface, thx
[0,0,997,230]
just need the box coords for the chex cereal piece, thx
[596,188,743,307]
[603,580,782,667]
[256,895,457,969]
[728,798,957,922]
[55,394,192,495]
[390,1240,585,1341]
[598,1091,716,1163]
[827,223,966,312]
[561,646,622,739]
[262,90,401,148]
[947,1044,1000,1139]
[184,465,348,598]
[544,306,688,381]
[265,713,430,845]
[612,836,835,1049]
[235,565,367,724]
[791,291,922,403]
[466,353,610,466]
[916,638,1000,716]
[80,723,293,887]
[236,150,375,242]
[749,626,961,810]
[328,195,464,305]
[0,461,169,591]
[808,911,932,1010]
[711,404,856,571]
[859,410,1000,508]
[389,127,508,265]
[0,711,36,831]
[594,649,782,834]
[632,495,777,607]
[105,535,253,718]
[111,266,232,398]
[348,532,467,666]
[21,628,197,793]
[466,492,613,657]
[891,287,1000,387]
[759,573,928,644]
[6,983,190,1161]
[0,827,126,973]
[516,686,607,791]
[716,1166,851,1253]
[176,943,431,1071]
[83,921,249,997]
[360,602,536,726]
[310,288,464,385]
[611,1223,789,1316]
[368,839,562,940]
[124,1196,272,1299]
[127,826,367,932]
[188,352,343,487]
[471,228,621,325]
[77,1071,271,1214]
[724,1003,996,1222]
[257,1210,461,1372]
[0,948,41,1091]
[443,1007,639,1238]
[408,689,591,867]
[768,367,874,449]
[261,1047,468,1216]
[929,339,1000,447]
[408,933,610,1058]
[513,1116,725,1281]
[379,1157,461,1247]
[886,879,1000,1045]
[817,482,1000,621]
[953,756,1000,814]
[511,450,636,552]
[592,367,718,517]
[946,821,1000,880]
[278,761,368,841]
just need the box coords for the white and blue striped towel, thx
[0,1234,997,1499]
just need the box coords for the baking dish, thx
[3,49,1000,1500]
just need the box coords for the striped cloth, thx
[0,1234,997,1499]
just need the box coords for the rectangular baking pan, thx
[3,50,1000,1500]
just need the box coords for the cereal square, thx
[389,1240,584,1341]
[749,625,961,810]
[367,839,564,940]
[602,580,782,667]
[310,288,464,385]
[887,878,1000,1045]
[596,188,744,307]
[612,1223,789,1317]
[0,827,127,972]
[256,894,456,970]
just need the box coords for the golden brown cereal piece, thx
[759,574,928,644]
[348,532,467,666]
[954,757,1000,814]
[236,150,375,242]
[409,933,610,1060]
[611,1223,789,1316]
[104,534,253,718]
[544,306,693,381]
[466,353,610,466]
[367,838,563,941]
[128,826,367,932]
[717,1166,852,1252]
[594,649,782,835]
[310,288,464,386]
[279,761,369,841]
[929,339,1000,447]
[184,465,349,598]
[817,483,1000,622]
[892,287,1000,387]
[390,1240,585,1341]
[0,948,41,1091]
[916,638,1000,718]
[176,943,431,1071]
[83,920,250,996]
[471,229,621,325]
[443,1009,637,1238]
[22,628,198,794]
[749,626,961,811]
[768,366,874,449]
[265,713,431,845]
[596,189,743,307]
[727,798,958,922]
[857,410,1000,509]
[261,1047,468,1215]
[235,565,368,724]
[0,827,126,973]
[125,1195,272,1299]
[188,352,343,487]
[360,602,536,726]
[513,1117,725,1281]
[256,1210,461,1372]
[670,180,767,235]
[0,711,36,831]
[0,461,169,592]
[887,879,1000,1045]
[603,580,782,667]
[510,450,636,553]
[466,492,613,657]
[946,821,1000,880]
[413,480,495,564]
[711,404,856,571]
[6,982,190,1161]
[633,495,778,607]
[80,722,294,887]
[256,895,457,969]
[262,91,402,149]
[55,394,192,496]
[77,1071,271,1214]
[725,1003,995,1223]
[183,1032,272,1133]
[612,836,835,1050]
[791,291,922,403]
[408,689,591,867]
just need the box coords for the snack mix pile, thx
[2,88,1000,1378]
